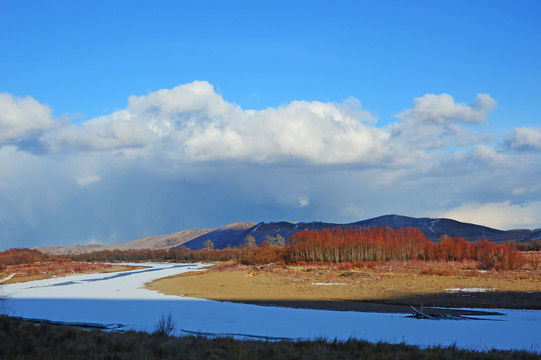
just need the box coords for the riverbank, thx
[146,261,541,312]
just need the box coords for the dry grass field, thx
[147,258,541,312]
[0,261,140,284]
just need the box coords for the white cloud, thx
[397,93,496,125]
[451,144,511,168]
[440,201,541,230]
[76,175,101,187]
[45,111,151,152]
[392,93,496,149]
[181,99,388,164]
[44,81,392,165]
[505,127,541,152]
[15,85,500,168]
[0,93,59,145]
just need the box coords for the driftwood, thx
[410,306,472,320]
[409,306,502,320]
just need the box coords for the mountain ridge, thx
[180,215,541,250]
[35,228,213,256]
[35,215,541,254]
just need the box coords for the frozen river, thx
[2,262,540,353]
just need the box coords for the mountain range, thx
[36,215,541,255]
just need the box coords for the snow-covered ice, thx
[2,262,540,353]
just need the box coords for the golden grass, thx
[147,260,541,311]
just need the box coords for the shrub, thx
[153,313,176,337]
[243,247,286,265]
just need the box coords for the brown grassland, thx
[0,261,141,284]
[147,255,541,313]
[0,248,143,284]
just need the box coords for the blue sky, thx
[1,1,540,249]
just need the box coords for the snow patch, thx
[428,219,440,234]
[0,273,15,283]
[445,288,497,293]
[311,283,349,286]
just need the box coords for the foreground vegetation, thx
[1,315,539,360]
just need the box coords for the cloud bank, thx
[440,201,541,230]
[1,81,540,248]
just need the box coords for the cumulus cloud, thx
[42,81,393,165]
[14,84,501,166]
[505,127,541,152]
[397,93,496,125]
[440,201,541,230]
[182,99,388,164]
[42,81,235,153]
[45,110,151,152]
[0,93,59,146]
[393,93,496,149]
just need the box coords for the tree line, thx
[1,226,530,271]
[62,226,526,270]
[286,227,524,270]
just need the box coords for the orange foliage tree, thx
[287,227,524,270]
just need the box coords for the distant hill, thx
[350,215,540,243]
[175,222,257,250]
[35,228,212,256]
[35,215,541,254]
[181,215,541,250]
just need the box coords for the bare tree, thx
[244,235,257,248]
[264,235,276,246]
[275,234,286,247]
[203,239,214,251]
